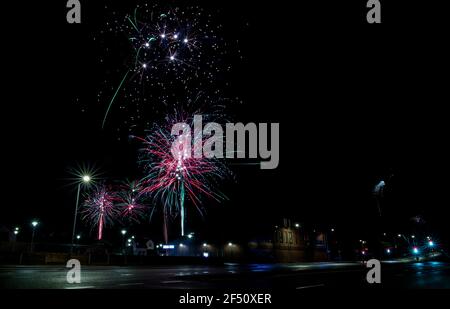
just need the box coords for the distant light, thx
[187,234,193,239]
[31,221,38,227]
[228,242,233,246]
[145,42,149,47]
[131,236,135,239]
[383,233,387,236]
[173,34,178,39]
[14,227,19,231]
[295,223,300,228]
[331,228,335,232]
[183,38,188,43]
[203,252,209,258]
[156,245,159,248]
[142,63,147,68]
[160,34,166,38]
[128,239,132,243]
[428,241,434,247]
[398,234,402,238]
[121,229,127,235]
[82,175,91,183]
[14,231,19,235]
[162,245,174,249]
[386,249,391,254]
[411,235,415,239]
[362,251,366,255]
[203,243,207,247]
[179,243,184,247]
[76,235,81,240]
[359,240,363,243]
[413,247,419,254]
[169,55,175,61]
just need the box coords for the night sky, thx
[3,1,450,247]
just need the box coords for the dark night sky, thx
[3,1,450,246]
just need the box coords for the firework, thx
[135,109,229,241]
[96,3,231,130]
[81,184,120,240]
[116,180,148,224]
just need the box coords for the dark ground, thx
[1,260,449,289]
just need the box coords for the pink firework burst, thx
[134,109,230,240]
[117,180,148,224]
[81,184,120,240]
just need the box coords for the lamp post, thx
[121,229,127,254]
[30,220,38,252]
[13,227,19,252]
[71,175,91,253]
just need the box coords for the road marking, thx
[118,282,144,286]
[161,280,184,284]
[65,286,95,289]
[296,284,325,289]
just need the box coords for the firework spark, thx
[81,184,120,240]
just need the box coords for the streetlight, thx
[121,229,127,254]
[412,247,419,254]
[428,240,434,247]
[71,175,91,252]
[295,223,300,228]
[30,220,39,252]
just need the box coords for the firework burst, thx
[135,109,230,240]
[96,3,231,130]
[81,184,120,240]
[117,180,148,224]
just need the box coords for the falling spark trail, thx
[102,69,130,129]
[127,16,139,33]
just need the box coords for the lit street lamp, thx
[71,175,91,252]
[121,229,127,254]
[30,220,39,252]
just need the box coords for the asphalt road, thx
[1,261,449,289]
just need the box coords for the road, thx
[1,260,449,289]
